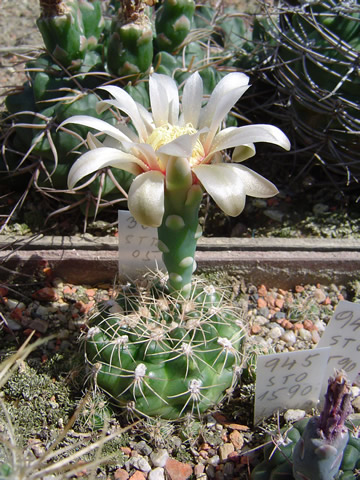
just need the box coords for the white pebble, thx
[284,409,306,423]
[148,467,165,480]
[311,330,321,344]
[150,449,169,468]
[269,326,283,339]
[313,319,326,333]
[6,298,25,311]
[299,328,312,342]
[281,331,297,345]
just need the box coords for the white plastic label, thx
[316,300,360,400]
[254,347,331,424]
[118,211,164,278]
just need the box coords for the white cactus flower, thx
[60,72,290,227]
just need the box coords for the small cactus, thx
[251,374,360,480]
[84,275,246,419]
[292,373,353,480]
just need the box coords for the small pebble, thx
[284,409,306,423]
[148,467,165,480]
[281,331,297,345]
[6,298,25,310]
[298,328,312,342]
[219,443,234,461]
[150,449,169,468]
[313,288,327,304]
[268,326,283,339]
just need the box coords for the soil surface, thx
[0,0,42,108]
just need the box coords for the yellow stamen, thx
[146,123,205,167]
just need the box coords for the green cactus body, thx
[251,418,360,480]
[37,1,87,69]
[85,278,245,419]
[77,0,104,47]
[107,10,153,77]
[155,0,195,53]
[292,417,349,480]
[251,376,359,480]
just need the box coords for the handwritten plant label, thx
[316,300,360,400]
[254,347,331,424]
[118,211,164,278]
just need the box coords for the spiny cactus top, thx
[61,72,290,226]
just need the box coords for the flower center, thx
[146,123,205,166]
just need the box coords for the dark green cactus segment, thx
[154,0,195,53]
[77,0,105,46]
[85,276,246,419]
[107,1,153,77]
[37,1,87,69]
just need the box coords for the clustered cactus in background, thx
[237,0,360,188]
[251,374,360,480]
[2,0,358,230]
[1,0,250,225]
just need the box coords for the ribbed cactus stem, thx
[292,373,352,480]
[107,0,153,77]
[157,158,203,297]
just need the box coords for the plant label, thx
[254,347,331,424]
[118,211,164,278]
[316,300,360,401]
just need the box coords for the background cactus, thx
[1,0,250,228]
[251,374,360,480]
[84,275,246,419]
[236,0,360,190]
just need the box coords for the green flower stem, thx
[157,157,203,297]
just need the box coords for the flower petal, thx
[230,164,278,197]
[232,144,256,162]
[206,124,291,159]
[150,73,179,127]
[200,73,249,128]
[182,72,203,128]
[67,147,145,189]
[97,85,148,141]
[204,84,250,150]
[128,170,165,227]
[59,115,133,145]
[192,163,246,216]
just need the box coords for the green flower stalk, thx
[60,72,290,296]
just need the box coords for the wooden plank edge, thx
[1,249,359,289]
